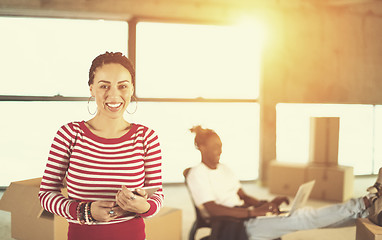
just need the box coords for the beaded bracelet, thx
[85,202,90,224]
[76,202,86,225]
[80,202,87,224]
[77,201,97,225]
[87,202,96,223]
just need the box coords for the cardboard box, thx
[307,165,353,202]
[268,161,353,202]
[0,178,68,240]
[0,178,182,240]
[145,207,182,240]
[356,218,382,240]
[309,117,340,166]
[268,161,308,196]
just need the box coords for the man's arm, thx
[237,188,290,209]
[237,188,268,207]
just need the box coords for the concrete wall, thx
[259,2,382,182]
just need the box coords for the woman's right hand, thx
[90,201,129,222]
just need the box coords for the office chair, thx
[183,168,248,240]
[183,167,282,240]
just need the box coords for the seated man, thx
[186,125,382,240]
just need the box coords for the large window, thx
[0,17,128,97]
[0,18,262,186]
[135,22,262,99]
[0,102,91,185]
[0,17,128,186]
[135,22,262,182]
[128,102,259,182]
[373,106,382,173]
[276,103,377,175]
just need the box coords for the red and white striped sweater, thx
[39,121,164,225]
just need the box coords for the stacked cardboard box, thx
[268,117,354,202]
[0,178,182,240]
[268,161,308,196]
[268,161,353,201]
[356,218,382,240]
[309,117,340,166]
[306,165,353,202]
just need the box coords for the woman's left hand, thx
[116,185,150,214]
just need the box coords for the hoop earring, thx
[87,96,97,115]
[126,96,138,114]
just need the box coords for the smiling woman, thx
[38,52,164,240]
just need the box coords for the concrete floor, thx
[0,175,376,239]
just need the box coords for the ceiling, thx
[0,0,379,22]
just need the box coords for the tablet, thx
[133,186,160,197]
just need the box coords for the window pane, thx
[0,102,93,186]
[128,102,260,182]
[0,101,259,186]
[0,17,128,97]
[373,106,382,173]
[276,103,374,175]
[136,22,262,99]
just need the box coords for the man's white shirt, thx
[187,162,244,217]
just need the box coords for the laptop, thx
[257,180,315,219]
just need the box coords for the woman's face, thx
[90,63,134,119]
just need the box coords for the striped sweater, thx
[39,121,164,225]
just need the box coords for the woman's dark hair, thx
[88,52,135,86]
[190,125,219,150]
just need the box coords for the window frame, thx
[0,17,259,104]
[130,19,260,104]
[275,103,380,175]
[0,16,261,185]
[0,15,130,102]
